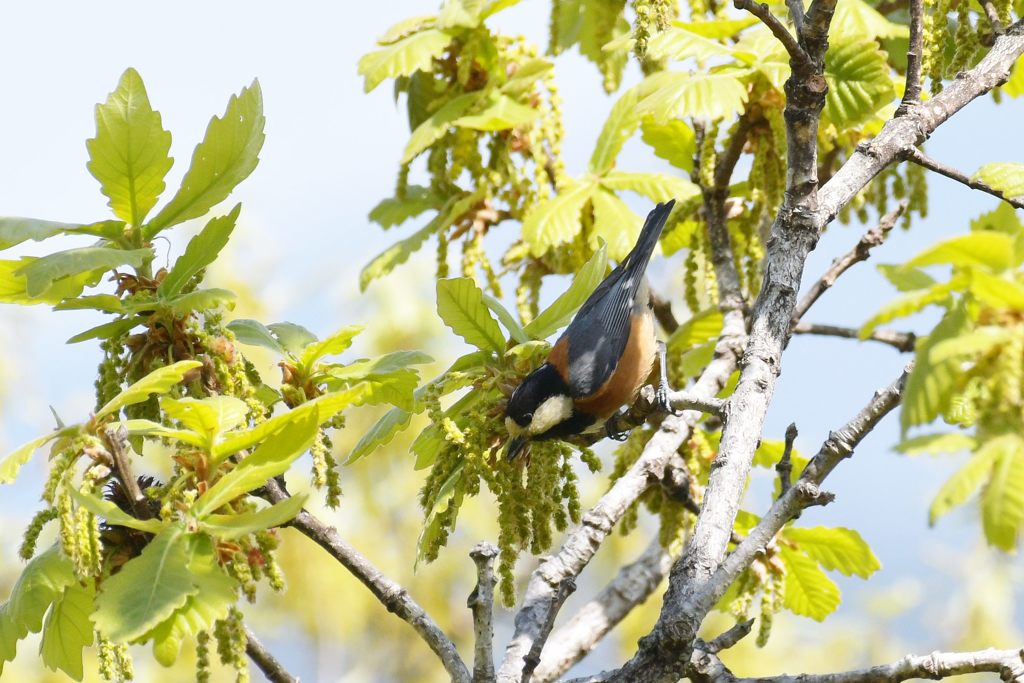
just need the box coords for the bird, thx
[504,199,677,460]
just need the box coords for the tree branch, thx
[790,202,906,325]
[733,0,808,66]
[244,626,298,683]
[102,425,149,519]
[897,0,924,115]
[733,647,1024,682]
[818,19,1024,224]
[261,478,471,683]
[534,539,673,682]
[494,309,747,683]
[776,423,797,498]
[469,542,499,683]
[791,322,916,352]
[905,147,1024,210]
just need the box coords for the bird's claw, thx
[655,380,682,416]
[605,418,630,441]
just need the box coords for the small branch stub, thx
[469,542,499,683]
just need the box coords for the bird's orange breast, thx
[571,311,657,421]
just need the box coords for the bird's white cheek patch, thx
[529,395,574,434]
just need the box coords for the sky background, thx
[0,0,1022,681]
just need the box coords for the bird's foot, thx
[654,380,683,416]
[605,415,631,441]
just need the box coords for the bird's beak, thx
[506,435,528,461]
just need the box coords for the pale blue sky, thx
[0,0,1022,679]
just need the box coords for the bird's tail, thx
[622,199,675,280]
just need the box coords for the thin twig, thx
[650,289,680,333]
[905,148,1024,209]
[791,322,917,352]
[705,620,756,654]
[776,423,797,498]
[521,578,576,683]
[261,478,471,683]
[469,542,499,683]
[786,0,805,34]
[733,647,1024,682]
[791,202,906,325]
[733,0,808,65]
[102,425,149,519]
[244,626,298,683]
[897,0,925,114]
[981,0,1007,35]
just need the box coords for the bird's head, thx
[504,363,573,459]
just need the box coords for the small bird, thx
[505,200,677,460]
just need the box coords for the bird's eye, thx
[523,412,533,422]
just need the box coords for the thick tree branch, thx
[818,19,1024,224]
[905,147,1024,210]
[469,542,499,683]
[897,0,924,114]
[244,626,298,683]
[494,309,747,683]
[522,578,575,683]
[734,647,1024,682]
[262,479,471,683]
[534,539,673,682]
[733,0,808,65]
[790,202,905,325]
[791,322,916,352]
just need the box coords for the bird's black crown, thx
[506,362,568,427]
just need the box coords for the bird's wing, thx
[560,269,638,398]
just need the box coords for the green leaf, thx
[905,232,1016,272]
[973,162,1024,200]
[930,440,1001,524]
[830,0,909,39]
[158,205,240,297]
[968,271,1024,310]
[437,278,506,353]
[360,190,483,290]
[402,92,483,164]
[54,294,124,313]
[929,327,1015,363]
[200,494,307,538]
[0,546,75,668]
[94,526,196,641]
[589,86,644,175]
[600,171,698,203]
[226,319,285,354]
[95,360,202,420]
[146,81,265,235]
[482,294,529,344]
[86,68,174,226]
[501,57,554,96]
[752,439,808,473]
[369,186,441,228]
[646,25,742,61]
[0,432,60,485]
[521,180,597,256]
[0,218,79,251]
[16,247,152,297]
[141,536,235,667]
[640,117,696,172]
[328,351,433,379]
[638,70,749,123]
[877,264,936,292]
[824,39,896,128]
[299,325,363,367]
[40,582,94,681]
[66,316,146,345]
[859,277,964,337]
[160,396,249,447]
[455,94,539,131]
[980,435,1024,551]
[348,408,414,464]
[901,307,967,433]
[195,411,319,516]
[266,322,318,355]
[377,15,437,45]
[1003,55,1024,98]
[779,546,841,621]
[590,188,642,261]
[68,487,164,534]
[783,526,881,579]
[122,418,206,447]
[676,17,757,38]
[680,340,715,377]
[159,287,236,316]
[524,243,607,339]
[896,432,978,456]
[667,309,723,357]
[971,201,1024,234]
[335,372,420,411]
[0,258,102,306]
[359,28,451,93]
